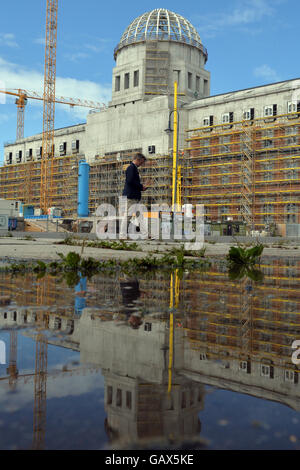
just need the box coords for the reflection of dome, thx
[114,9,207,60]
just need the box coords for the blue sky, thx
[0,0,299,163]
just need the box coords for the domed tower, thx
[111,8,210,106]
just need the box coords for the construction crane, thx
[40,0,58,214]
[0,361,100,448]
[6,330,19,392]
[32,276,51,450]
[0,1,106,214]
[32,332,48,450]
[0,88,105,142]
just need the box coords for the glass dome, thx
[114,9,207,60]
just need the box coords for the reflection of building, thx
[103,376,203,446]
[182,258,300,410]
[1,257,300,446]
[79,307,204,446]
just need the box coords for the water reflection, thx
[0,257,300,449]
[75,275,87,316]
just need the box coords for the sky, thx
[0,0,299,163]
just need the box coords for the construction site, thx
[0,5,299,236]
[1,2,300,453]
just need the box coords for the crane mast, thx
[16,90,27,141]
[41,0,58,214]
[6,330,18,391]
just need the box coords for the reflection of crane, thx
[32,276,50,450]
[0,88,105,141]
[32,333,48,450]
[0,357,100,448]
[6,330,18,391]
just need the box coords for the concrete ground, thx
[0,233,299,265]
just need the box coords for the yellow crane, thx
[41,0,58,214]
[0,88,105,142]
[6,330,18,392]
[32,332,48,450]
[0,1,107,214]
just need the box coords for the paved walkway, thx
[0,236,299,265]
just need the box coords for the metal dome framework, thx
[114,9,208,61]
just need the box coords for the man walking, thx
[120,153,149,239]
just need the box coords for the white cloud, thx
[254,64,280,83]
[0,56,111,120]
[0,113,11,124]
[63,38,111,63]
[0,33,18,48]
[84,38,111,53]
[193,0,280,38]
[33,37,46,46]
[0,369,103,412]
[64,52,90,63]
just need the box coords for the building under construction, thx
[0,8,299,233]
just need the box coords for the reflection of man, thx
[119,277,143,329]
[120,153,150,239]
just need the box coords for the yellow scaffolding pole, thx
[172,81,178,209]
[168,269,180,395]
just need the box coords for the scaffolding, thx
[241,122,255,229]
[1,111,299,226]
[144,41,170,96]
[0,155,80,216]
[184,111,300,230]
[89,152,173,214]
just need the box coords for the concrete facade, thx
[187,78,300,129]
[4,123,86,165]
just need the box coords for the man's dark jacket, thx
[122,162,143,201]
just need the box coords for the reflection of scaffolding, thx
[239,277,253,354]
[183,261,300,375]
[184,111,300,229]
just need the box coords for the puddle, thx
[0,257,300,450]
